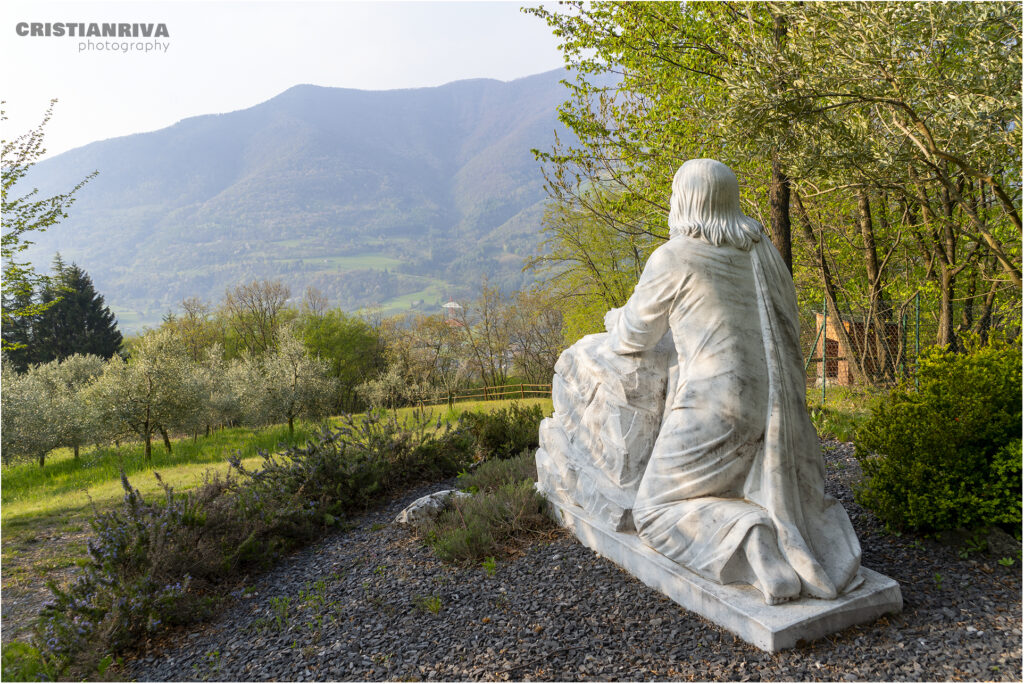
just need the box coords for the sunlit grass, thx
[1,424,316,536]
[806,384,887,442]
[1,398,554,536]
[381,397,553,426]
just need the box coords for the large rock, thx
[394,490,470,526]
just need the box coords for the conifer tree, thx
[29,258,123,366]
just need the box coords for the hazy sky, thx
[2,0,567,158]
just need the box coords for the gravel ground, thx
[123,441,1022,682]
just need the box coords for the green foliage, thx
[460,402,544,460]
[234,410,471,529]
[458,449,538,493]
[28,407,477,677]
[299,308,384,412]
[413,594,442,614]
[528,1,1022,357]
[854,338,1022,532]
[807,406,860,444]
[3,258,123,371]
[1,102,96,351]
[421,450,552,563]
[0,360,61,466]
[427,478,550,564]
[86,328,205,460]
[2,641,54,682]
[234,324,338,434]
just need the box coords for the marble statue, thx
[537,160,900,647]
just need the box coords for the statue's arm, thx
[606,246,682,355]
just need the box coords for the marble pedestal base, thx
[547,497,903,652]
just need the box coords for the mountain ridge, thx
[20,68,577,332]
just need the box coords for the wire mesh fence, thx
[802,293,923,396]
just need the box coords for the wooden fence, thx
[448,383,552,403]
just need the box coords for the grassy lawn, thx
[1,425,314,536]
[806,383,886,442]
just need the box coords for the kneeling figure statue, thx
[536,159,863,606]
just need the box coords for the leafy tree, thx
[86,329,205,461]
[722,1,1022,351]
[529,1,1021,361]
[2,258,122,371]
[0,361,60,466]
[195,343,241,433]
[299,308,385,412]
[528,195,648,341]
[1,102,96,350]
[237,325,337,434]
[33,354,106,460]
[525,2,784,329]
[356,364,427,412]
[36,258,122,362]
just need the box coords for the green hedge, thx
[854,336,1022,532]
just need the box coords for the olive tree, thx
[0,361,60,466]
[86,328,205,460]
[237,325,337,434]
[33,353,106,459]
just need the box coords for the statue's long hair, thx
[667,159,763,251]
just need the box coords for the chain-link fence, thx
[802,293,924,396]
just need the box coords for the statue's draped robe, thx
[607,234,862,599]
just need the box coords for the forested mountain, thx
[21,69,577,331]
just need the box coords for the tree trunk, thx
[793,192,869,384]
[767,12,792,274]
[288,415,294,435]
[857,190,893,380]
[73,443,80,460]
[159,425,173,454]
[973,272,1000,343]
[937,265,957,350]
[769,156,793,273]
[144,432,152,462]
[38,451,46,468]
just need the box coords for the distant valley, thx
[21,69,577,333]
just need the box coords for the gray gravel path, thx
[124,441,1022,682]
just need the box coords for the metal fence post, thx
[914,292,921,389]
[822,295,827,404]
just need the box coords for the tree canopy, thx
[1,102,96,349]
[528,1,1021,360]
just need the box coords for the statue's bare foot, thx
[745,525,801,605]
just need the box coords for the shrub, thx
[422,451,552,563]
[854,336,1022,532]
[460,402,544,460]
[459,449,539,493]
[236,409,472,525]
[35,473,228,676]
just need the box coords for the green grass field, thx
[273,253,404,272]
[1,398,552,551]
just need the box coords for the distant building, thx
[442,299,464,327]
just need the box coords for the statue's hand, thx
[604,307,622,333]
